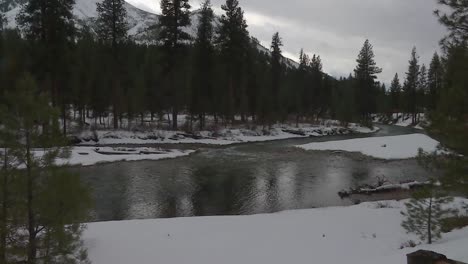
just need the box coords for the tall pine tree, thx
[270,32,283,123]
[390,73,402,114]
[403,47,420,124]
[17,0,76,135]
[216,0,250,121]
[192,0,215,130]
[354,39,382,125]
[158,0,191,130]
[427,52,443,111]
[96,0,129,129]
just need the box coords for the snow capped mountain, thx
[3,0,298,67]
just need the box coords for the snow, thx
[83,198,468,264]
[373,113,428,130]
[75,122,378,146]
[297,134,440,159]
[33,147,194,167]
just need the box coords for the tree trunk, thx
[0,149,8,263]
[26,131,37,264]
[62,103,67,135]
[172,109,178,130]
[427,197,433,244]
[113,105,118,129]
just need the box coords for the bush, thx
[441,216,468,233]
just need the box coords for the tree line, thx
[0,0,420,134]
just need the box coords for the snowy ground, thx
[84,198,468,264]
[297,134,440,159]
[34,147,194,166]
[373,113,428,130]
[75,122,379,146]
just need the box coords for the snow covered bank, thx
[75,123,379,146]
[373,113,428,130]
[34,147,194,166]
[297,134,440,159]
[83,199,468,264]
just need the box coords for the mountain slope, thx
[3,0,298,67]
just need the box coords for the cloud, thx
[127,0,446,84]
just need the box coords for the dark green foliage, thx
[96,0,128,46]
[401,189,454,244]
[353,39,382,123]
[390,73,402,113]
[434,0,468,47]
[16,0,75,43]
[0,73,91,263]
[427,53,444,111]
[96,0,129,129]
[403,47,420,124]
[158,0,192,130]
[216,0,250,121]
[192,0,215,130]
[401,149,457,245]
[268,32,283,124]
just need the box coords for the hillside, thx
[2,0,298,67]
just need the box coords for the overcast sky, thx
[126,0,446,84]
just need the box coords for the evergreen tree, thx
[401,187,454,244]
[310,54,324,118]
[353,39,382,124]
[96,0,128,47]
[403,47,420,124]
[390,73,402,114]
[417,64,428,114]
[427,52,444,111]
[16,0,76,135]
[402,149,456,245]
[0,73,91,263]
[270,32,283,123]
[158,0,191,130]
[216,0,250,121]
[434,0,468,47]
[96,0,129,129]
[192,0,215,130]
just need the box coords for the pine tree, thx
[270,32,283,123]
[16,0,76,135]
[158,0,191,130]
[417,64,428,115]
[434,0,468,47]
[0,73,91,263]
[403,47,420,125]
[354,39,382,125]
[96,0,128,47]
[96,0,129,129]
[216,0,250,121]
[401,187,454,244]
[427,53,444,111]
[390,73,402,114]
[192,0,215,130]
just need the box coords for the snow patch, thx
[297,134,440,159]
[83,198,468,264]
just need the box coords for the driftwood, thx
[282,129,306,136]
[338,180,431,199]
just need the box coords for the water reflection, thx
[74,125,430,221]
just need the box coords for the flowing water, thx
[74,125,429,221]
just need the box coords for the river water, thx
[74,125,429,222]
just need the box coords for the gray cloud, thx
[128,0,446,84]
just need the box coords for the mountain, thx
[2,0,298,67]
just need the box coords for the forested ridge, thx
[2,0,462,134]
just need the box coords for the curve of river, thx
[74,125,429,222]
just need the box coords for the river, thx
[73,125,429,222]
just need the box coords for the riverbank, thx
[297,133,441,159]
[73,121,379,146]
[34,147,195,167]
[83,198,468,264]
